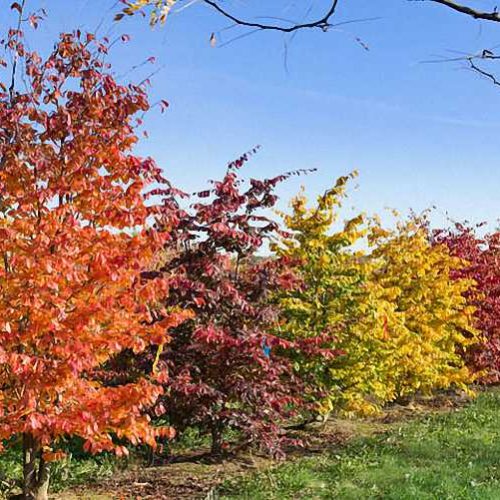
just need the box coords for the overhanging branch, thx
[201,0,341,32]
[427,0,500,22]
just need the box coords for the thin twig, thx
[468,58,500,86]
[9,0,27,101]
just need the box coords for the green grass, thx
[221,389,500,500]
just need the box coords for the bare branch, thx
[201,0,341,33]
[422,48,500,87]
[426,0,500,22]
[468,58,500,86]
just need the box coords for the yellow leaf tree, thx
[275,175,478,417]
[274,173,387,416]
[365,216,479,401]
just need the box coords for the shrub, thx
[275,174,478,416]
[365,216,478,399]
[274,173,389,415]
[433,224,500,383]
[148,155,316,456]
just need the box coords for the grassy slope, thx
[221,388,500,500]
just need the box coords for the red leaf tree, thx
[433,224,500,384]
[0,30,183,498]
[148,156,313,457]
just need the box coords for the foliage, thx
[116,0,179,25]
[273,172,380,416]
[220,388,500,500]
[0,4,497,498]
[366,216,478,400]
[144,155,316,456]
[0,28,184,496]
[433,224,500,384]
[276,176,478,416]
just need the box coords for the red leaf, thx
[10,2,22,13]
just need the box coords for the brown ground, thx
[55,391,472,500]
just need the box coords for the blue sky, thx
[4,0,500,228]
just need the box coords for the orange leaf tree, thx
[0,29,183,499]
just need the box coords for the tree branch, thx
[9,0,27,101]
[201,0,341,33]
[427,0,500,22]
[422,48,500,88]
[468,58,500,86]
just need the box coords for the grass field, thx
[1,390,498,499]
[221,388,500,500]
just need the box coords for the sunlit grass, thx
[221,388,500,499]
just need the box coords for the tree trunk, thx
[22,434,50,500]
[210,420,224,456]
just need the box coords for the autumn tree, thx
[273,173,382,416]
[433,224,500,384]
[276,175,478,416]
[366,216,478,400]
[142,155,322,457]
[275,174,404,416]
[0,28,184,499]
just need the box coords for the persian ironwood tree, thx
[433,224,500,384]
[275,176,478,416]
[274,173,405,416]
[366,216,479,399]
[147,155,326,456]
[0,29,183,499]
